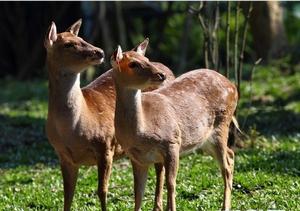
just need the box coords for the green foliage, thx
[157,2,204,72]
[284,2,300,46]
[238,64,300,136]
[1,65,300,210]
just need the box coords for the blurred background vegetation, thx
[1,1,300,136]
[0,2,300,210]
[0,1,299,79]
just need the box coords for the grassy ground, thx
[0,67,300,210]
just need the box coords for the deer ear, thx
[111,45,123,67]
[132,38,149,55]
[44,21,57,49]
[66,18,82,36]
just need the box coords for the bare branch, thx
[225,1,231,78]
[178,3,193,73]
[190,2,210,68]
[203,40,209,69]
[115,2,127,49]
[237,2,253,97]
[213,1,220,70]
[234,2,240,87]
[213,1,220,32]
[241,58,262,129]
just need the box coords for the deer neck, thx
[47,61,84,122]
[115,83,145,134]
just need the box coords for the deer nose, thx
[156,72,166,81]
[94,49,104,59]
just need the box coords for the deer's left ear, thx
[111,45,123,67]
[132,38,149,56]
[66,18,82,36]
[44,21,57,49]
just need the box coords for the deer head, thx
[111,40,166,89]
[44,19,104,74]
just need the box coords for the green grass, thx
[0,67,300,210]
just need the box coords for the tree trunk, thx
[98,2,113,70]
[247,1,287,61]
[115,2,127,50]
[177,5,192,74]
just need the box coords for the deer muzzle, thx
[93,48,105,64]
[85,47,104,64]
[151,72,166,82]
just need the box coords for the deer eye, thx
[128,62,139,69]
[64,43,75,48]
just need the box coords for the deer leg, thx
[132,160,149,211]
[165,148,179,211]
[220,147,234,211]
[226,148,235,191]
[153,163,165,211]
[213,132,235,211]
[96,149,114,211]
[59,156,79,211]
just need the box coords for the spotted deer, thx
[111,45,239,211]
[44,19,174,211]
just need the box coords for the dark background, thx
[1,1,299,80]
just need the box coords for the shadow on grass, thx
[241,108,300,137]
[0,79,48,104]
[0,114,57,169]
[1,112,299,177]
[236,147,300,177]
[274,87,300,106]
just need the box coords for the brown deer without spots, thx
[111,45,239,211]
[44,19,174,211]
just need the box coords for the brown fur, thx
[45,20,175,211]
[112,49,238,211]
